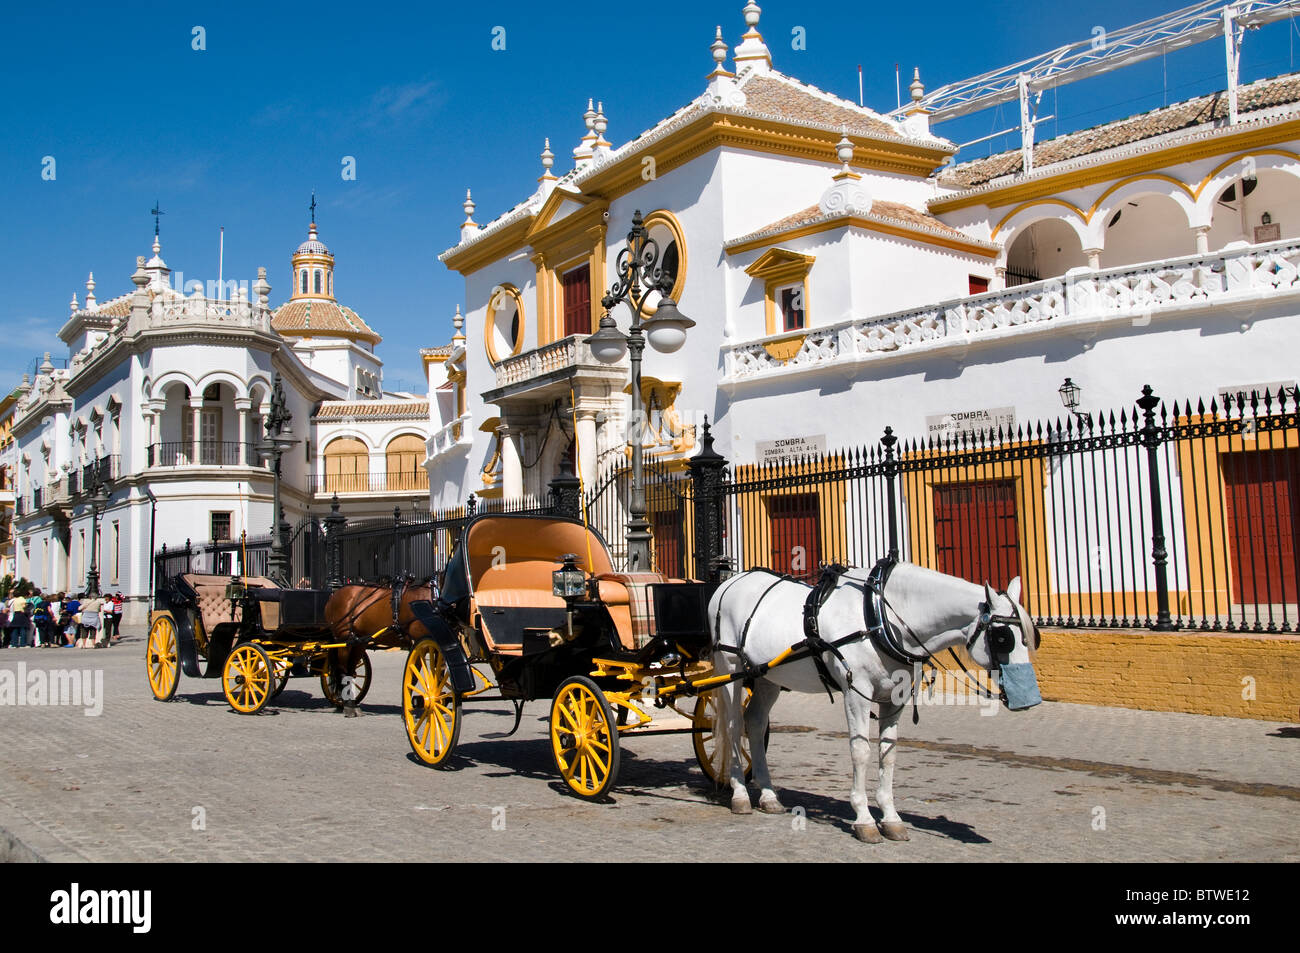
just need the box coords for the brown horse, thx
[322,581,434,714]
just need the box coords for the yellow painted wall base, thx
[1035,628,1300,722]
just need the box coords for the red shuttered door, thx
[562,264,591,337]
[1222,449,1300,604]
[769,493,821,581]
[652,509,683,578]
[933,480,1021,589]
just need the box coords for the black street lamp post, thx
[86,483,109,597]
[588,210,695,571]
[256,372,298,585]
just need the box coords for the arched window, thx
[300,270,308,294]
[314,270,322,294]
[323,437,369,493]
[385,434,428,491]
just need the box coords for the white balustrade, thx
[722,239,1300,382]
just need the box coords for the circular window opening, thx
[488,288,522,364]
[640,213,686,316]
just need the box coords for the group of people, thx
[1,590,125,648]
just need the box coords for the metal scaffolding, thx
[894,0,1300,172]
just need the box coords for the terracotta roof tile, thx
[942,73,1300,189]
[732,198,978,247]
[740,74,902,139]
[314,399,428,420]
[272,299,381,345]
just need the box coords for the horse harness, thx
[715,555,1029,710]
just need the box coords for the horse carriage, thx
[402,511,1045,837]
[400,513,765,799]
[145,572,384,714]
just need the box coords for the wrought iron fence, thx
[716,384,1300,633]
[582,458,692,577]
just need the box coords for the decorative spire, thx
[452,304,465,343]
[832,127,860,181]
[310,190,317,225]
[151,200,164,239]
[901,67,933,137]
[253,267,271,309]
[573,98,598,161]
[70,292,79,314]
[85,271,96,309]
[594,102,610,147]
[910,67,925,103]
[460,189,480,242]
[40,352,54,375]
[733,2,771,74]
[539,138,556,180]
[710,26,732,75]
[819,125,871,216]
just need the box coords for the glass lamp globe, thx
[643,297,696,354]
[588,314,629,364]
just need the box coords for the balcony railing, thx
[310,470,430,494]
[148,441,263,468]
[722,237,1300,383]
[427,413,473,458]
[69,455,121,496]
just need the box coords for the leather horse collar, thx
[863,554,932,665]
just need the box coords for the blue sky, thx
[3,1,1298,391]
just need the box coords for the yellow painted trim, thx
[640,209,689,315]
[746,249,814,336]
[1085,172,1195,219]
[733,456,849,575]
[726,213,998,258]
[441,218,533,276]
[932,118,1300,214]
[762,335,807,361]
[1034,627,1300,721]
[990,198,1089,241]
[1193,148,1300,198]
[484,283,525,367]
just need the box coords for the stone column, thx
[575,409,599,488]
[1194,225,1211,256]
[1084,248,1102,271]
[235,398,252,465]
[189,398,203,465]
[499,422,523,501]
[993,265,1007,291]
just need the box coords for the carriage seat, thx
[180,574,280,632]
[594,572,670,650]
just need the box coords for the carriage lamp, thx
[553,554,587,600]
[224,575,246,602]
[589,210,697,571]
[1058,377,1092,425]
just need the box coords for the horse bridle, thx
[967,600,1025,657]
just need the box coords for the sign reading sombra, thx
[756,434,826,464]
[925,406,1016,440]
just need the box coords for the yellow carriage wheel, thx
[550,676,621,800]
[145,613,180,702]
[223,643,274,715]
[321,651,372,708]
[402,639,461,767]
[693,689,765,786]
[271,656,291,698]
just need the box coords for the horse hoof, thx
[880,821,910,842]
[730,795,753,815]
[757,794,786,815]
[853,823,884,844]
[344,706,361,719]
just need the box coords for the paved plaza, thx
[1,633,1297,863]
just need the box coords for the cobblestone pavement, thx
[1,635,1297,862]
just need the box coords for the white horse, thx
[708,559,1040,842]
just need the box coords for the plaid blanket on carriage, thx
[597,572,666,648]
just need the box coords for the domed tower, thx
[272,198,383,398]
[291,220,335,301]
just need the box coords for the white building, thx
[424,0,1300,619]
[9,219,433,626]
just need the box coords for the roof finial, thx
[151,200,164,246]
[910,67,925,103]
[85,271,96,309]
[452,304,465,341]
[70,292,79,314]
[310,190,317,225]
[574,99,598,161]
[460,190,481,242]
[539,138,557,183]
[593,102,611,155]
[733,2,771,74]
[711,26,729,71]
